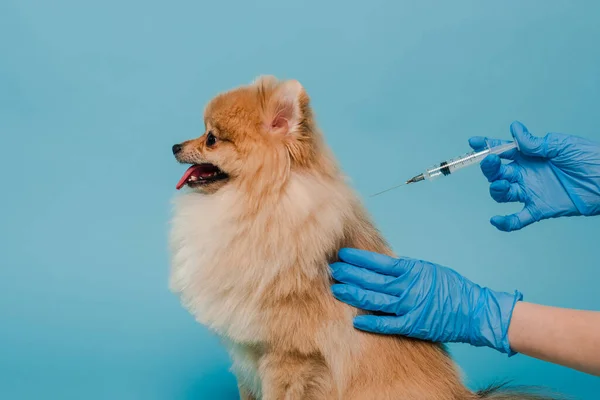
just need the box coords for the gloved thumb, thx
[490,208,535,232]
[510,121,548,158]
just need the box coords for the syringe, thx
[370,140,519,197]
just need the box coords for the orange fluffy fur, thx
[169,77,554,400]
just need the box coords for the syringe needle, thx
[369,182,407,197]
[370,173,424,197]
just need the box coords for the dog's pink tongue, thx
[176,165,201,190]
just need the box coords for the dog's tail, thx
[475,382,568,400]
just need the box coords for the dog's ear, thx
[265,79,305,136]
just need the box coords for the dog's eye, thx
[206,132,217,147]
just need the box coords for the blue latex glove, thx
[470,121,600,232]
[331,248,522,355]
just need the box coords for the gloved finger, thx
[497,163,521,183]
[490,208,536,232]
[480,154,501,182]
[489,180,526,203]
[353,315,420,337]
[469,136,507,151]
[510,121,548,158]
[331,262,414,296]
[339,248,413,277]
[330,262,396,291]
[469,136,518,160]
[481,155,521,183]
[331,284,409,315]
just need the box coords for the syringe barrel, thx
[424,148,493,180]
[423,141,517,180]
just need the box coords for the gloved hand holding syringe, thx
[371,140,519,197]
[372,121,600,231]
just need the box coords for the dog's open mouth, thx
[176,163,229,190]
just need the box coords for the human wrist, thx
[470,287,523,355]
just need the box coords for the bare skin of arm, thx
[508,302,600,376]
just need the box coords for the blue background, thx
[1,1,599,399]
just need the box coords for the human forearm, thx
[508,301,600,376]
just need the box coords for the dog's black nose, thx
[172,144,182,155]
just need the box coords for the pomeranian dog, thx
[169,76,556,399]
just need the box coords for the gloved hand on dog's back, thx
[470,121,600,232]
[330,248,522,355]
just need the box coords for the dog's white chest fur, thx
[169,174,348,341]
[169,187,264,341]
